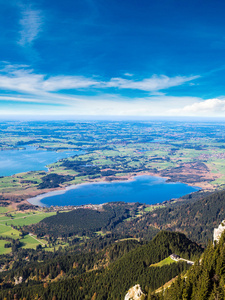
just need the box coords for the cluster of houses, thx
[170,254,194,265]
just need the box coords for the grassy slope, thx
[0,212,56,227]
[150,256,175,267]
[0,210,59,252]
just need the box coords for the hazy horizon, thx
[1,115,225,123]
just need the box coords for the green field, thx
[21,234,42,249]
[144,205,165,212]
[95,230,111,236]
[0,224,21,238]
[17,233,69,251]
[0,212,56,227]
[0,207,11,214]
[0,210,63,253]
[0,240,12,255]
[44,241,69,252]
[150,256,175,267]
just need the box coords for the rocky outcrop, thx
[214,220,225,243]
[124,284,145,300]
[14,276,23,285]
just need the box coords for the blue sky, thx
[1,0,225,118]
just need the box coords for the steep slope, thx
[136,190,225,245]
[151,232,225,300]
[0,231,203,300]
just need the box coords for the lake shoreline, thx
[0,169,210,209]
[26,172,201,207]
[0,146,84,177]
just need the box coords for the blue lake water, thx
[28,175,201,207]
[0,146,83,176]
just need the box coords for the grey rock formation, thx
[214,220,225,243]
[124,284,145,300]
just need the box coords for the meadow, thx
[0,208,57,252]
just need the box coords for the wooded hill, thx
[127,189,225,245]
[27,203,134,238]
[0,231,203,299]
[151,231,225,300]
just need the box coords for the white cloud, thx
[0,95,44,103]
[124,73,133,77]
[0,92,201,117]
[3,92,225,118]
[102,75,200,91]
[0,67,98,95]
[2,93,224,117]
[43,76,99,91]
[0,64,199,96]
[18,7,43,46]
[68,96,200,116]
[0,63,210,117]
[0,69,44,94]
[170,98,225,116]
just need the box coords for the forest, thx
[150,231,225,300]
[38,174,74,189]
[0,231,203,299]
[138,189,225,245]
[27,203,133,238]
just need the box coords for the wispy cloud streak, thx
[0,64,199,95]
[102,75,200,91]
[18,7,43,46]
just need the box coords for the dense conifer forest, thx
[38,174,74,189]
[0,231,202,299]
[27,203,135,238]
[150,231,225,300]
[125,190,225,245]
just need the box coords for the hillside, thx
[27,203,133,238]
[1,182,225,299]
[151,231,225,300]
[0,231,203,299]
[129,190,225,245]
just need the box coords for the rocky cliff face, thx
[124,284,145,300]
[14,276,23,285]
[214,220,225,243]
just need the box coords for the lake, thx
[0,146,84,176]
[28,175,201,207]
